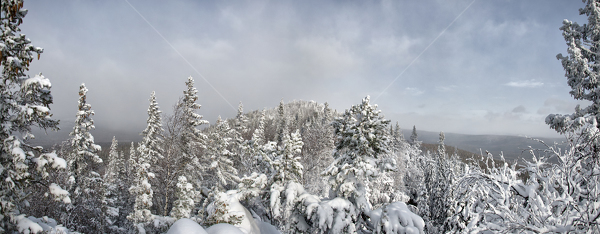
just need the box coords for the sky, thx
[21,0,591,143]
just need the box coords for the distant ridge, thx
[407,130,565,162]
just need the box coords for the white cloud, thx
[435,85,458,92]
[404,87,424,96]
[505,80,544,88]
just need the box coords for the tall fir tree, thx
[250,109,274,175]
[542,0,600,230]
[103,136,128,233]
[179,76,209,188]
[323,96,396,232]
[232,101,250,173]
[206,116,239,191]
[251,109,267,148]
[128,91,164,229]
[67,84,104,233]
[272,130,304,185]
[391,122,407,153]
[276,99,288,145]
[138,91,163,164]
[547,0,600,137]
[170,176,196,220]
[0,0,69,231]
[128,139,155,230]
[410,125,419,146]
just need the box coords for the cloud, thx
[512,105,526,113]
[505,80,544,88]
[404,87,424,96]
[537,97,588,115]
[435,85,458,92]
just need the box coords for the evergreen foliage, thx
[103,137,128,233]
[66,84,105,233]
[206,116,239,191]
[272,129,304,185]
[0,1,68,232]
[138,91,164,164]
[170,176,196,220]
[179,76,209,189]
[324,96,397,232]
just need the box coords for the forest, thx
[2,0,600,233]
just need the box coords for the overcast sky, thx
[22,0,590,142]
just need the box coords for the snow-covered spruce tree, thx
[385,122,409,202]
[231,101,250,174]
[323,95,397,232]
[276,99,288,145]
[547,0,600,137]
[409,125,419,146]
[390,122,407,153]
[206,116,239,192]
[269,129,304,229]
[0,0,70,232]
[539,0,600,231]
[128,145,155,231]
[179,76,209,188]
[204,192,243,226]
[170,176,196,220]
[251,109,267,148]
[272,129,304,185]
[234,101,249,139]
[66,83,105,233]
[138,91,163,166]
[103,136,128,233]
[249,109,277,177]
[127,91,164,231]
[422,132,453,233]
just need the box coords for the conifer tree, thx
[410,125,419,145]
[272,130,304,185]
[170,176,196,220]
[547,0,600,138]
[67,84,104,232]
[232,101,250,173]
[250,109,274,175]
[138,91,163,164]
[128,138,155,230]
[206,116,239,191]
[252,110,267,147]
[179,77,209,187]
[127,91,164,230]
[276,99,287,145]
[0,0,69,231]
[204,192,243,226]
[103,136,128,232]
[541,1,600,230]
[234,101,249,139]
[391,122,407,153]
[323,96,396,231]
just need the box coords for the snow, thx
[45,152,67,169]
[167,218,208,234]
[256,221,281,234]
[14,214,43,234]
[206,223,245,234]
[371,202,424,234]
[49,183,71,204]
[226,191,261,234]
[26,216,71,234]
[12,147,26,161]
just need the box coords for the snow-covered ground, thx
[166,191,423,234]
